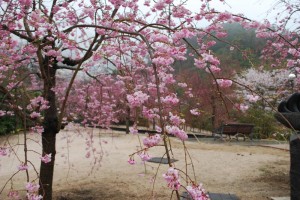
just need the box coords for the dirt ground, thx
[0,125,290,200]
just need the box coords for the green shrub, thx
[238,108,279,139]
[0,116,17,136]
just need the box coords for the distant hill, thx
[174,23,267,73]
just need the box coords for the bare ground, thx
[0,126,290,200]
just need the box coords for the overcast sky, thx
[187,0,278,22]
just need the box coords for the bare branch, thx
[56,65,83,71]
[1,25,34,42]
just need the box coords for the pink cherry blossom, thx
[178,82,187,88]
[207,65,221,73]
[172,5,191,18]
[238,104,249,112]
[41,153,52,164]
[194,58,206,69]
[25,182,40,193]
[247,95,260,103]
[287,59,295,67]
[143,134,162,148]
[288,48,299,56]
[0,110,6,117]
[19,0,32,6]
[0,147,8,156]
[152,56,174,66]
[1,0,291,198]
[163,167,181,190]
[142,107,159,119]
[153,0,165,10]
[18,163,29,171]
[165,0,173,4]
[217,12,232,21]
[173,29,195,41]
[128,158,136,165]
[127,91,149,107]
[31,126,44,134]
[129,127,138,135]
[144,0,150,6]
[169,112,185,126]
[155,126,162,133]
[166,125,188,141]
[216,79,232,88]
[85,151,91,158]
[29,112,41,119]
[7,190,20,200]
[138,152,151,161]
[190,109,200,116]
[216,31,227,38]
[161,73,176,84]
[26,193,43,200]
[161,94,179,105]
[202,53,220,66]
[186,183,209,200]
[45,49,61,57]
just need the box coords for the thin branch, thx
[1,25,34,42]
[56,65,83,71]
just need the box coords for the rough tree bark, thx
[39,62,59,200]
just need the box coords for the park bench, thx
[213,123,254,141]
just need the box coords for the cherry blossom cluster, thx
[0,147,8,156]
[161,94,180,105]
[127,91,150,108]
[18,163,29,171]
[128,157,136,165]
[57,77,121,128]
[138,151,151,161]
[129,126,139,135]
[246,95,259,103]
[1,0,281,198]
[236,103,249,113]
[163,167,181,191]
[143,134,162,148]
[169,112,185,126]
[142,107,159,120]
[7,190,20,200]
[166,125,188,141]
[235,68,290,110]
[190,109,201,116]
[41,153,52,164]
[25,182,42,200]
[216,79,233,88]
[31,126,44,135]
[27,96,49,119]
[186,183,209,200]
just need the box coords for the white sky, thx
[187,0,277,22]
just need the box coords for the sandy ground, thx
[0,125,290,200]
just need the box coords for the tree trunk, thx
[211,94,217,130]
[125,106,130,134]
[39,126,57,199]
[152,119,156,130]
[39,63,59,200]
